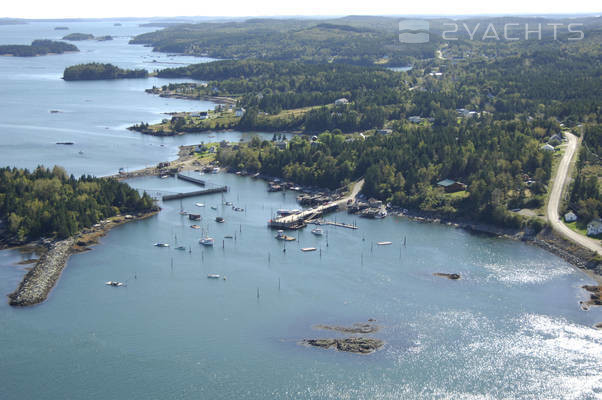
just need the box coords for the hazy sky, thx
[3,0,601,19]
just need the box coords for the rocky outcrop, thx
[302,338,384,354]
[315,323,379,334]
[8,238,75,306]
[433,272,461,280]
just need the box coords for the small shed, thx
[564,211,577,222]
[437,179,467,193]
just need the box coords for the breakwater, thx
[8,238,75,306]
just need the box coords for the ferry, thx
[199,237,214,246]
[154,243,169,247]
[275,230,296,241]
[311,228,324,236]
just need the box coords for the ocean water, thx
[0,21,601,400]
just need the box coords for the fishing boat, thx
[190,224,201,229]
[215,216,225,223]
[207,274,220,279]
[301,247,317,252]
[105,281,124,287]
[175,246,187,251]
[377,241,392,245]
[275,230,296,241]
[195,202,205,207]
[154,243,169,247]
[199,237,214,246]
[311,228,324,236]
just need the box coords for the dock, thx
[308,219,358,230]
[162,186,227,201]
[176,173,205,186]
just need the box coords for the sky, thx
[2,0,601,19]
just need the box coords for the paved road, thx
[546,132,602,255]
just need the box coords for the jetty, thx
[162,186,227,201]
[268,179,363,230]
[309,219,358,230]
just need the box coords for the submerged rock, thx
[315,323,379,334]
[302,337,384,354]
[433,272,461,280]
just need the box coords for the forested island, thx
[0,166,155,245]
[62,33,94,41]
[0,40,78,56]
[62,33,113,41]
[63,63,149,81]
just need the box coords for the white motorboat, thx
[207,274,220,279]
[195,202,205,207]
[199,237,214,246]
[105,281,124,287]
[154,243,169,247]
[311,228,324,236]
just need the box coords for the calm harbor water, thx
[0,21,601,399]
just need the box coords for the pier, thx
[176,173,205,186]
[308,219,358,230]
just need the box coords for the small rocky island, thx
[62,33,94,41]
[301,322,383,354]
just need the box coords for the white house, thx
[564,211,577,222]
[334,98,349,106]
[541,144,555,152]
[587,220,602,236]
[235,108,245,117]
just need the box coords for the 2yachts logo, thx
[399,20,585,43]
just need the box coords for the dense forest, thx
[569,125,602,223]
[0,166,156,243]
[217,116,552,229]
[130,17,438,66]
[0,40,78,56]
[63,63,148,81]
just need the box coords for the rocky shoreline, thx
[7,210,158,307]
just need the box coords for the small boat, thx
[311,228,324,236]
[301,247,317,252]
[212,167,220,174]
[224,235,233,239]
[188,214,201,221]
[207,274,220,279]
[175,246,187,251]
[105,281,124,287]
[160,175,170,179]
[190,224,201,229]
[232,207,244,212]
[277,209,300,216]
[275,230,296,241]
[223,201,233,206]
[377,241,392,245]
[154,243,169,247]
[210,206,218,210]
[56,142,74,145]
[215,216,225,223]
[199,237,214,246]
[195,203,205,207]
[375,211,388,219]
